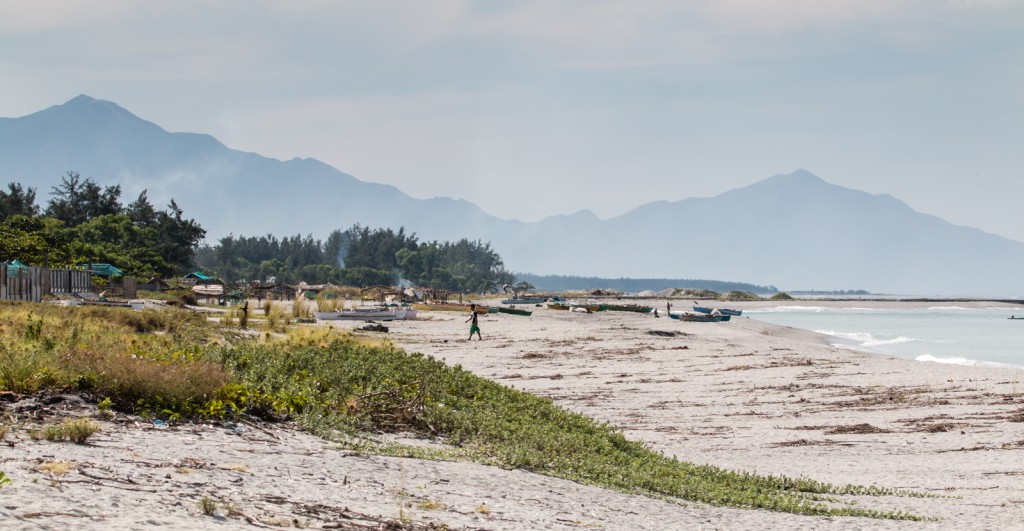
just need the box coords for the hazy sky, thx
[3,1,1023,240]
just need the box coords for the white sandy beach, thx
[3,300,1024,529]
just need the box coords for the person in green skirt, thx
[466,304,482,340]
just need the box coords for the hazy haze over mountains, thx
[2,96,1021,297]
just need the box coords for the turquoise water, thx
[746,305,1024,369]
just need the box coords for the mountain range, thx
[2,95,1021,297]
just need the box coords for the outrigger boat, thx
[500,297,548,305]
[496,307,532,317]
[693,306,742,316]
[547,301,605,312]
[411,303,494,314]
[604,303,654,313]
[315,307,408,321]
[669,311,730,322]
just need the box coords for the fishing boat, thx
[569,303,606,313]
[496,307,532,317]
[547,302,571,310]
[692,306,742,316]
[669,312,729,322]
[315,307,407,321]
[500,297,548,305]
[604,303,654,313]
[411,303,493,314]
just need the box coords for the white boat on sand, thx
[315,308,408,321]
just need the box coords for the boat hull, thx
[604,304,654,313]
[692,306,742,316]
[412,303,490,314]
[669,312,728,322]
[496,307,532,316]
[315,308,407,321]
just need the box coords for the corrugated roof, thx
[80,263,124,276]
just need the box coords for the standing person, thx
[466,304,482,340]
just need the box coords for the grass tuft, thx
[32,418,100,444]
[198,495,218,516]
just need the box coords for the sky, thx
[2,1,1023,240]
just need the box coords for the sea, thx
[745,304,1024,369]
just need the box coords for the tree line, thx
[2,172,516,292]
[515,273,779,295]
[0,172,205,277]
[194,225,516,293]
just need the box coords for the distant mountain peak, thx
[66,94,98,105]
[765,169,827,185]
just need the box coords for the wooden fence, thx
[2,263,94,302]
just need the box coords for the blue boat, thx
[693,306,742,316]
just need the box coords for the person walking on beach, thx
[466,304,482,340]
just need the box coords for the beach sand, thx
[3,300,1024,529]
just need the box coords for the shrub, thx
[720,290,761,301]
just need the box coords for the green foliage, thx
[721,290,762,301]
[72,214,171,277]
[0,182,40,220]
[0,215,76,265]
[45,171,122,227]
[0,471,10,488]
[196,224,515,292]
[2,173,203,276]
[518,274,777,295]
[211,335,927,519]
[770,292,795,300]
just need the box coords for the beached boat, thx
[411,303,492,314]
[547,301,604,312]
[315,308,407,321]
[669,312,729,322]
[693,306,742,316]
[604,303,654,313]
[501,297,548,305]
[496,307,532,317]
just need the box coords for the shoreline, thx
[3,299,1023,529]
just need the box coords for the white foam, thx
[816,330,919,347]
[750,306,825,313]
[915,354,1020,369]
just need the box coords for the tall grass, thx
[0,302,227,416]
